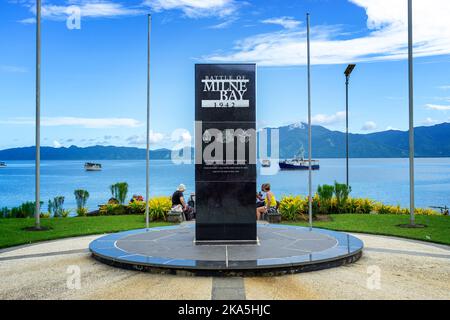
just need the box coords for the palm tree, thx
[110,182,129,205]
[74,189,90,216]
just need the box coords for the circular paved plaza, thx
[0,229,449,300]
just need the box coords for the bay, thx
[0,158,449,212]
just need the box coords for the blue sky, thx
[1,0,450,150]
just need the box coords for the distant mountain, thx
[1,123,449,160]
[0,145,176,160]
[268,122,450,158]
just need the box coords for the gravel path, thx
[0,233,449,300]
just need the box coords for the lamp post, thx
[35,0,41,230]
[408,0,415,226]
[344,64,356,188]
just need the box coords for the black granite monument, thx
[195,64,257,243]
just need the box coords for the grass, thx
[0,214,449,250]
[285,214,450,246]
[0,215,172,249]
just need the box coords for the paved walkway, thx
[0,233,449,300]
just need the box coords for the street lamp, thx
[344,64,356,188]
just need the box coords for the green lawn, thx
[285,214,450,245]
[0,214,449,250]
[0,215,171,249]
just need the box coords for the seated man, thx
[172,184,194,220]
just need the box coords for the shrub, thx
[279,196,303,221]
[74,189,89,216]
[99,204,127,216]
[415,208,437,216]
[6,201,43,218]
[345,198,375,214]
[110,182,129,205]
[48,196,66,218]
[317,184,334,214]
[1,207,9,218]
[149,197,172,221]
[128,201,146,214]
[334,182,352,213]
[76,207,88,217]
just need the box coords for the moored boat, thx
[261,159,271,167]
[84,162,102,171]
[279,147,320,170]
[279,158,320,170]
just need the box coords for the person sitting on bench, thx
[172,184,194,220]
[256,183,277,220]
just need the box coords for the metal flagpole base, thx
[397,224,427,229]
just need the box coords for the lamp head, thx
[344,64,356,77]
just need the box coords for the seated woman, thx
[256,183,277,220]
[172,184,194,220]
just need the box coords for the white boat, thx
[0,162,6,168]
[84,162,102,171]
[261,159,271,167]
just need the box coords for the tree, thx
[74,189,90,216]
[110,182,129,205]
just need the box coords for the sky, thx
[1,0,450,150]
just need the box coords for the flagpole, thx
[35,0,41,230]
[145,14,151,230]
[307,13,313,231]
[408,0,415,226]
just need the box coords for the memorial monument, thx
[195,64,257,243]
[89,65,363,276]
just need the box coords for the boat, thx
[84,162,102,171]
[0,162,6,168]
[279,147,320,170]
[279,158,320,170]
[261,159,271,167]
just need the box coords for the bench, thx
[167,210,185,223]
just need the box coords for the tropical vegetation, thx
[47,196,70,218]
[74,189,90,216]
[110,182,129,204]
[98,196,172,221]
[278,182,439,222]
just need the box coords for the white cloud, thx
[20,0,143,22]
[312,111,346,126]
[0,65,27,73]
[386,126,400,131]
[209,18,237,29]
[126,131,166,146]
[425,104,450,111]
[0,117,143,128]
[361,121,377,131]
[144,0,238,18]
[262,16,301,30]
[439,85,450,90]
[53,140,62,148]
[422,117,439,125]
[205,0,450,66]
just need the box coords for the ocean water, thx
[0,159,449,212]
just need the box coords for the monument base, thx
[89,223,364,277]
[194,239,259,246]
